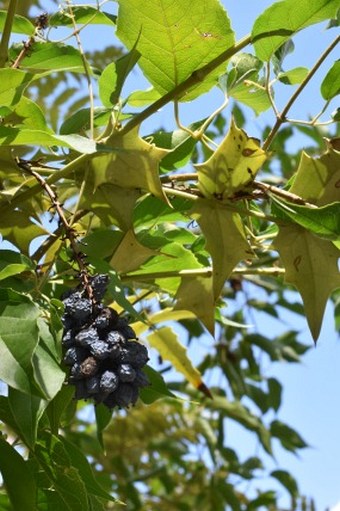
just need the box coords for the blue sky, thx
[23,0,340,508]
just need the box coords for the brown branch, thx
[16,158,94,300]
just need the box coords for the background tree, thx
[0,0,339,509]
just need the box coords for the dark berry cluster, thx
[61,274,149,408]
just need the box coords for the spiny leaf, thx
[147,326,210,396]
[0,211,49,254]
[196,118,267,199]
[174,274,215,334]
[252,0,339,61]
[274,143,340,341]
[275,224,340,342]
[289,143,340,205]
[110,229,157,273]
[190,199,253,299]
[116,0,235,101]
[89,127,170,203]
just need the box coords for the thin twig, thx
[263,34,340,151]
[253,180,318,208]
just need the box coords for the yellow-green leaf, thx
[276,224,340,342]
[89,127,170,204]
[190,199,252,299]
[196,118,267,199]
[174,274,215,334]
[110,229,157,273]
[289,144,340,206]
[147,326,208,394]
[0,211,48,254]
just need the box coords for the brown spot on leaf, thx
[293,255,302,272]
[242,148,256,157]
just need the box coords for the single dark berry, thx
[135,369,150,388]
[63,291,92,323]
[116,318,136,339]
[89,340,112,360]
[100,370,119,393]
[75,327,99,348]
[86,376,100,395]
[118,363,136,383]
[69,363,83,381]
[113,383,139,408]
[62,329,75,348]
[63,346,87,366]
[120,342,149,368]
[74,380,89,400]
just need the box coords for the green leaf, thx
[5,96,52,132]
[196,118,267,199]
[190,199,252,299]
[321,60,340,100]
[0,68,33,107]
[147,326,209,394]
[95,404,112,450]
[58,437,116,503]
[8,388,46,448]
[278,66,309,85]
[0,11,34,34]
[252,0,339,61]
[270,420,308,452]
[127,87,161,107]
[0,292,39,394]
[174,274,215,334]
[267,378,282,412]
[271,469,299,497]
[9,41,84,71]
[209,396,272,454]
[272,198,340,241]
[60,107,111,135]
[50,6,116,27]
[224,53,271,115]
[0,249,34,281]
[0,127,97,153]
[45,386,75,433]
[116,0,235,100]
[0,437,36,511]
[111,46,141,105]
[32,344,66,400]
[98,62,117,107]
[140,365,177,403]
